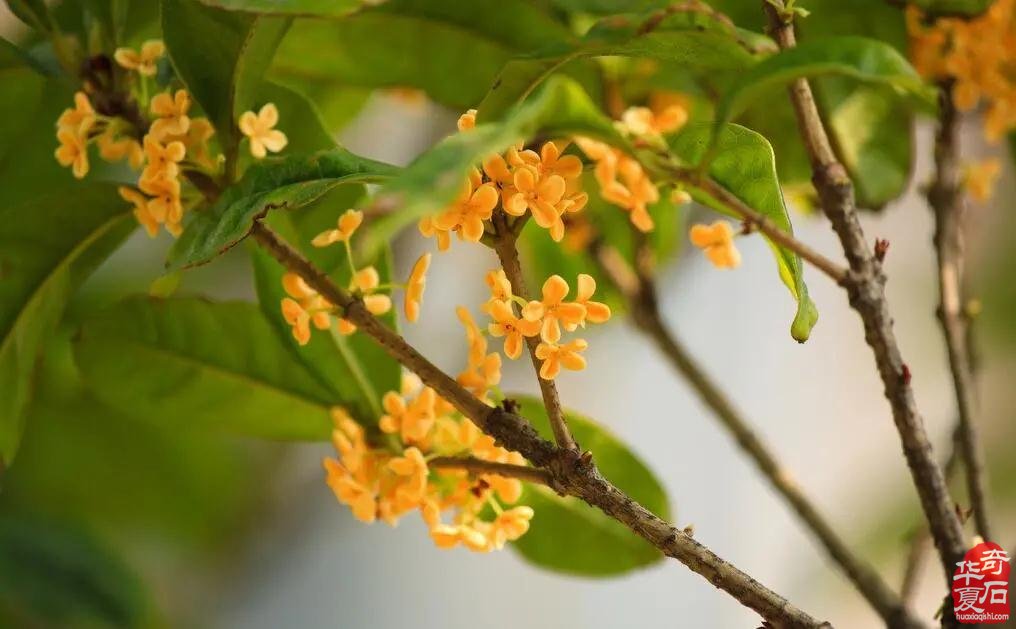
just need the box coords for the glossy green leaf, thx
[271,0,577,110]
[509,395,670,576]
[251,186,402,426]
[716,36,936,128]
[478,7,769,120]
[671,123,819,341]
[366,76,623,251]
[3,328,262,551]
[196,0,361,16]
[0,186,134,466]
[73,297,337,440]
[161,0,291,163]
[168,147,398,269]
[0,515,148,628]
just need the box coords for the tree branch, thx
[927,81,993,541]
[591,238,923,628]
[249,220,829,628]
[430,456,556,487]
[762,1,967,585]
[490,210,577,451]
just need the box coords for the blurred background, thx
[1,2,1015,628]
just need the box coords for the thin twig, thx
[490,210,577,451]
[430,456,556,487]
[664,168,849,284]
[250,221,829,628]
[762,1,967,587]
[927,81,993,541]
[591,238,923,628]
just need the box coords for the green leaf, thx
[367,76,624,251]
[196,0,361,16]
[160,0,291,163]
[251,186,402,426]
[0,515,148,627]
[4,327,263,551]
[73,296,337,440]
[819,80,914,209]
[271,0,577,110]
[167,147,398,269]
[0,185,134,466]
[509,395,670,576]
[715,36,936,128]
[4,0,50,31]
[478,7,769,120]
[671,123,819,341]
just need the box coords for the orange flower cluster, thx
[324,374,535,552]
[55,39,290,237]
[418,109,589,247]
[907,0,1016,141]
[281,209,430,344]
[481,269,610,380]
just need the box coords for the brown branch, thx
[250,221,829,628]
[430,456,556,487]
[490,210,577,451]
[900,427,964,605]
[591,238,923,628]
[927,81,993,541]
[762,1,967,587]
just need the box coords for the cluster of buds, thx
[324,373,534,552]
[907,0,1016,143]
[54,39,289,237]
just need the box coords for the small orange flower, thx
[149,89,191,139]
[98,130,144,169]
[572,274,610,327]
[139,176,183,233]
[522,275,587,343]
[119,186,158,237]
[352,266,392,315]
[281,272,333,345]
[433,169,498,243]
[963,158,1001,203]
[55,128,90,179]
[114,40,165,76]
[504,167,569,241]
[535,339,588,380]
[404,253,430,322]
[619,104,688,137]
[140,135,186,184]
[57,92,96,134]
[690,220,741,269]
[379,388,436,443]
[457,108,477,131]
[312,209,364,247]
[487,505,534,549]
[575,136,659,232]
[487,299,540,360]
[482,269,514,314]
[418,215,452,251]
[239,103,288,158]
